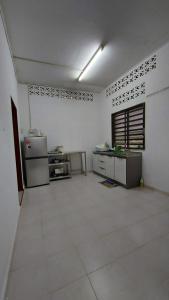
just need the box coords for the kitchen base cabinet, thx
[114,157,126,185]
[106,156,115,179]
[92,152,142,188]
[93,155,99,173]
[125,156,142,188]
[93,154,113,178]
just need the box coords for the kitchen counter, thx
[93,150,142,158]
[93,151,142,188]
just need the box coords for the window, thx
[111,103,145,150]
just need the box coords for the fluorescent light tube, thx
[78,45,104,81]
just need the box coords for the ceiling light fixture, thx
[78,45,104,82]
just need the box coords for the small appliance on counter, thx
[23,136,49,187]
[95,142,110,152]
[48,145,64,154]
[28,128,44,136]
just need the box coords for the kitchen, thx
[1,1,169,300]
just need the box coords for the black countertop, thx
[93,150,142,158]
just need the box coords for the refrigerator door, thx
[25,158,49,187]
[24,136,47,158]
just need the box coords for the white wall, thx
[18,85,103,170]
[17,84,30,138]
[17,42,169,193]
[144,88,169,192]
[0,12,20,300]
[101,41,169,193]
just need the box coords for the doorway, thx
[11,98,24,205]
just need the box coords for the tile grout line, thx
[9,225,169,279]
[95,206,169,242]
[48,274,86,296]
[74,245,100,300]
[40,202,169,250]
[13,192,169,274]
[46,244,87,295]
[87,274,100,300]
[86,229,169,277]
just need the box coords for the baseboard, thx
[144,184,169,196]
[0,205,21,300]
[0,243,14,300]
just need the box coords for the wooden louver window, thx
[112,103,145,150]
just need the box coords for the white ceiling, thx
[2,0,169,92]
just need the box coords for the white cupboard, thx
[92,152,142,188]
[106,156,115,179]
[114,157,126,185]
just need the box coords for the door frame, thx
[11,98,24,205]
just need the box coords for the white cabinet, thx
[114,157,126,185]
[92,153,142,188]
[106,156,115,179]
[93,154,106,175]
[92,154,99,173]
[96,155,107,176]
[93,154,115,179]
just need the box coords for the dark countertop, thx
[93,150,142,158]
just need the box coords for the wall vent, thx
[28,85,94,102]
[106,54,156,97]
[112,82,145,107]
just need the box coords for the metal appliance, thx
[23,136,49,187]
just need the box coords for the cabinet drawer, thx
[92,155,99,172]
[97,161,106,169]
[92,155,107,175]
[97,156,106,166]
[97,165,106,176]
[98,157,106,163]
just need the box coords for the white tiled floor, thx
[6,173,169,300]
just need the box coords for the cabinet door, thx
[26,158,49,187]
[114,157,126,185]
[97,165,106,176]
[106,157,115,179]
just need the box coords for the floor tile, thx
[89,262,134,300]
[51,277,97,300]
[77,228,138,274]
[7,264,49,300]
[118,235,169,294]
[42,215,67,238]
[46,247,86,292]
[82,205,110,220]
[11,236,46,271]
[62,212,88,229]
[77,237,115,274]
[103,229,138,258]
[6,173,169,300]
[16,219,43,241]
[19,208,42,226]
[43,231,73,257]
[111,206,150,227]
[90,215,120,236]
[126,210,169,246]
[67,224,99,247]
